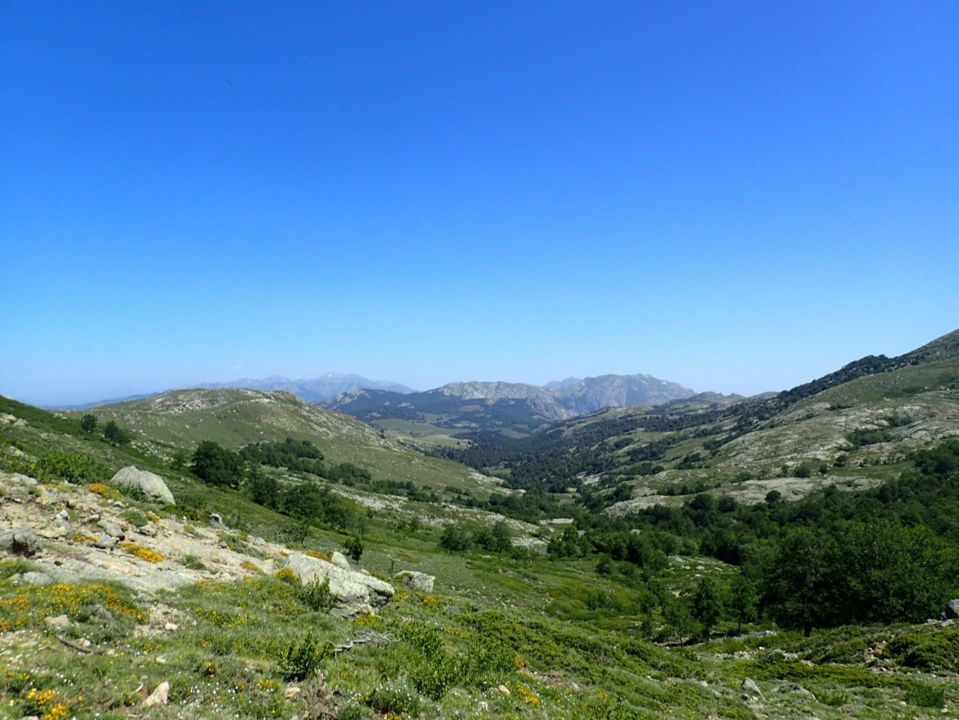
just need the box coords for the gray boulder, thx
[946,599,959,619]
[110,467,176,505]
[395,570,435,593]
[22,571,54,585]
[97,520,125,539]
[0,528,42,557]
[281,553,393,618]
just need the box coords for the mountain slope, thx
[81,388,494,492]
[435,329,959,508]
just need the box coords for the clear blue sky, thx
[2,1,957,406]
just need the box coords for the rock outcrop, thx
[111,466,176,505]
[281,553,393,618]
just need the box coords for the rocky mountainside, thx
[435,328,959,511]
[438,373,696,415]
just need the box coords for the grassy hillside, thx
[74,388,496,493]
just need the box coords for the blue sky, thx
[2,1,957,406]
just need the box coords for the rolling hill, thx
[77,388,496,493]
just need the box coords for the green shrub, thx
[279,631,330,681]
[298,576,335,613]
[121,509,149,529]
[905,681,944,708]
[884,629,959,671]
[364,682,423,716]
[818,689,848,707]
[35,449,107,483]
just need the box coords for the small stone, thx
[497,685,511,696]
[330,551,350,570]
[156,656,167,664]
[95,536,118,550]
[143,681,169,707]
[44,614,71,629]
[138,525,157,537]
[284,687,301,698]
[164,622,178,631]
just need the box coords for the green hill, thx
[76,388,497,493]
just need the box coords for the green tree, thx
[439,524,471,554]
[247,464,280,509]
[762,527,832,636]
[475,520,512,553]
[170,448,190,471]
[191,440,244,489]
[80,414,98,433]
[102,420,131,446]
[344,536,364,565]
[283,481,331,522]
[662,593,695,643]
[729,570,758,632]
[691,576,724,637]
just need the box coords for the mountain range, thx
[320,374,701,442]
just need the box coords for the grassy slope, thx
[77,388,493,493]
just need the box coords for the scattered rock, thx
[284,687,301,699]
[496,685,511,696]
[209,513,223,525]
[111,466,176,505]
[395,570,435,593]
[330,551,350,570]
[143,681,170,707]
[44,614,71,629]
[0,528,42,557]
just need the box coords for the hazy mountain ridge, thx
[196,372,416,402]
[323,373,698,440]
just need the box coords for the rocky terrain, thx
[0,467,403,617]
